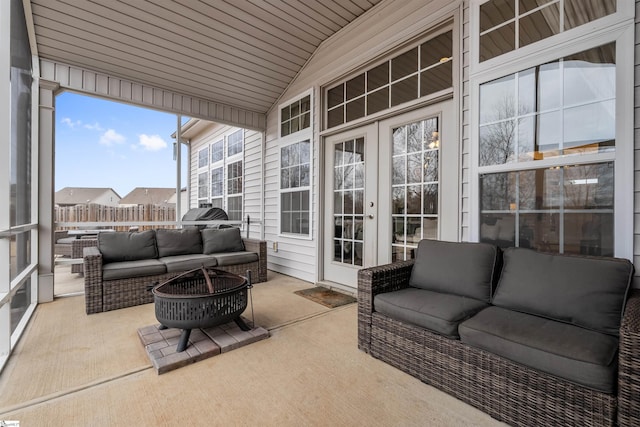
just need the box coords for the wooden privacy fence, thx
[55,204,176,231]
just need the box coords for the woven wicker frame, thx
[83,237,267,314]
[358,260,640,427]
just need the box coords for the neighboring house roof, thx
[55,187,121,205]
[119,188,176,206]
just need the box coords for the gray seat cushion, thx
[156,228,202,257]
[459,306,619,393]
[409,239,499,303]
[98,230,158,263]
[374,287,490,338]
[493,248,633,336]
[201,228,245,254]
[102,259,166,281]
[159,254,218,273]
[57,237,76,244]
[212,251,258,266]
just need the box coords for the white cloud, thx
[84,122,104,131]
[61,117,82,128]
[99,129,126,146]
[138,134,167,151]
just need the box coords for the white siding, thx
[634,0,640,287]
[187,123,262,238]
[263,0,463,284]
[40,59,266,131]
[461,1,470,242]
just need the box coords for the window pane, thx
[519,3,560,48]
[346,74,365,100]
[346,97,365,122]
[421,61,452,97]
[368,62,389,91]
[480,22,516,62]
[10,280,31,334]
[480,0,515,32]
[564,0,616,30]
[367,87,388,115]
[328,85,344,108]
[328,106,344,128]
[391,75,418,106]
[481,163,614,252]
[198,147,209,168]
[392,48,418,81]
[421,32,452,69]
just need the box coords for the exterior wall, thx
[263,0,463,284]
[635,0,640,287]
[93,190,120,206]
[187,122,263,238]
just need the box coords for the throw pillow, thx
[156,228,203,257]
[98,230,158,263]
[201,227,245,254]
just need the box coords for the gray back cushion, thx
[493,248,633,336]
[98,230,158,263]
[155,228,203,257]
[201,227,245,254]
[408,239,499,303]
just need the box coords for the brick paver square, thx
[138,321,269,374]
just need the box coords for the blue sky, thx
[55,92,188,198]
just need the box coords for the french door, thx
[323,101,456,288]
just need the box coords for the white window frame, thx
[278,90,314,239]
[469,7,634,259]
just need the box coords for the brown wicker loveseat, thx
[83,227,267,314]
[358,239,639,426]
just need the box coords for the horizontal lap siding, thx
[634,0,640,288]
[263,0,462,284]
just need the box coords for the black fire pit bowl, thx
[151,267,249,352]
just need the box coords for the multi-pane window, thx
[281,95,311,137]
[198,172,209,200]
[226,160,243,221]
[479,0,616,62]
[198,146,209,168]
[280,140,311,235]
[392,118,440,261]
[211,140,223,163]
[227,130,243,157]
[210,167,223,207]
[326,31,452,128]
[478,42,616,255]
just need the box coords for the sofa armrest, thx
[83,246,104,314]
[242,238,267,283]
[357,259,414,353]
[71,238,98,273]
[619,288,640,426]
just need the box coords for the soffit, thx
[29,0,383,115]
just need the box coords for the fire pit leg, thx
[177,329,191,352]
[234,317,251,331]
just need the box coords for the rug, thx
[294,287,357,308]
[138,318,269,374]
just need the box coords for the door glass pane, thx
[392,117,440,261]
[333,139,365,266]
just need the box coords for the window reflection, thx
[479,0,616,62]
[479,43,615,166]
[392,117,440,261]
[480,162,614,255]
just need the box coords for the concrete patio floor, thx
[0,266,505,426]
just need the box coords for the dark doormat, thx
[294,287,357,308]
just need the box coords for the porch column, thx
[38,79,59,303]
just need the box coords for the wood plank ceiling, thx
[29,0,383,115]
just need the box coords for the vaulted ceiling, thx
[28,0,383,115]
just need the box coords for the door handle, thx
[368,214,374,219]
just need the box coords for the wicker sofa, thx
[83,227,267,314]
[358,239,639,427]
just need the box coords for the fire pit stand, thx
[151,267,251,352]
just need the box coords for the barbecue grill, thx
[151,267,251,352]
